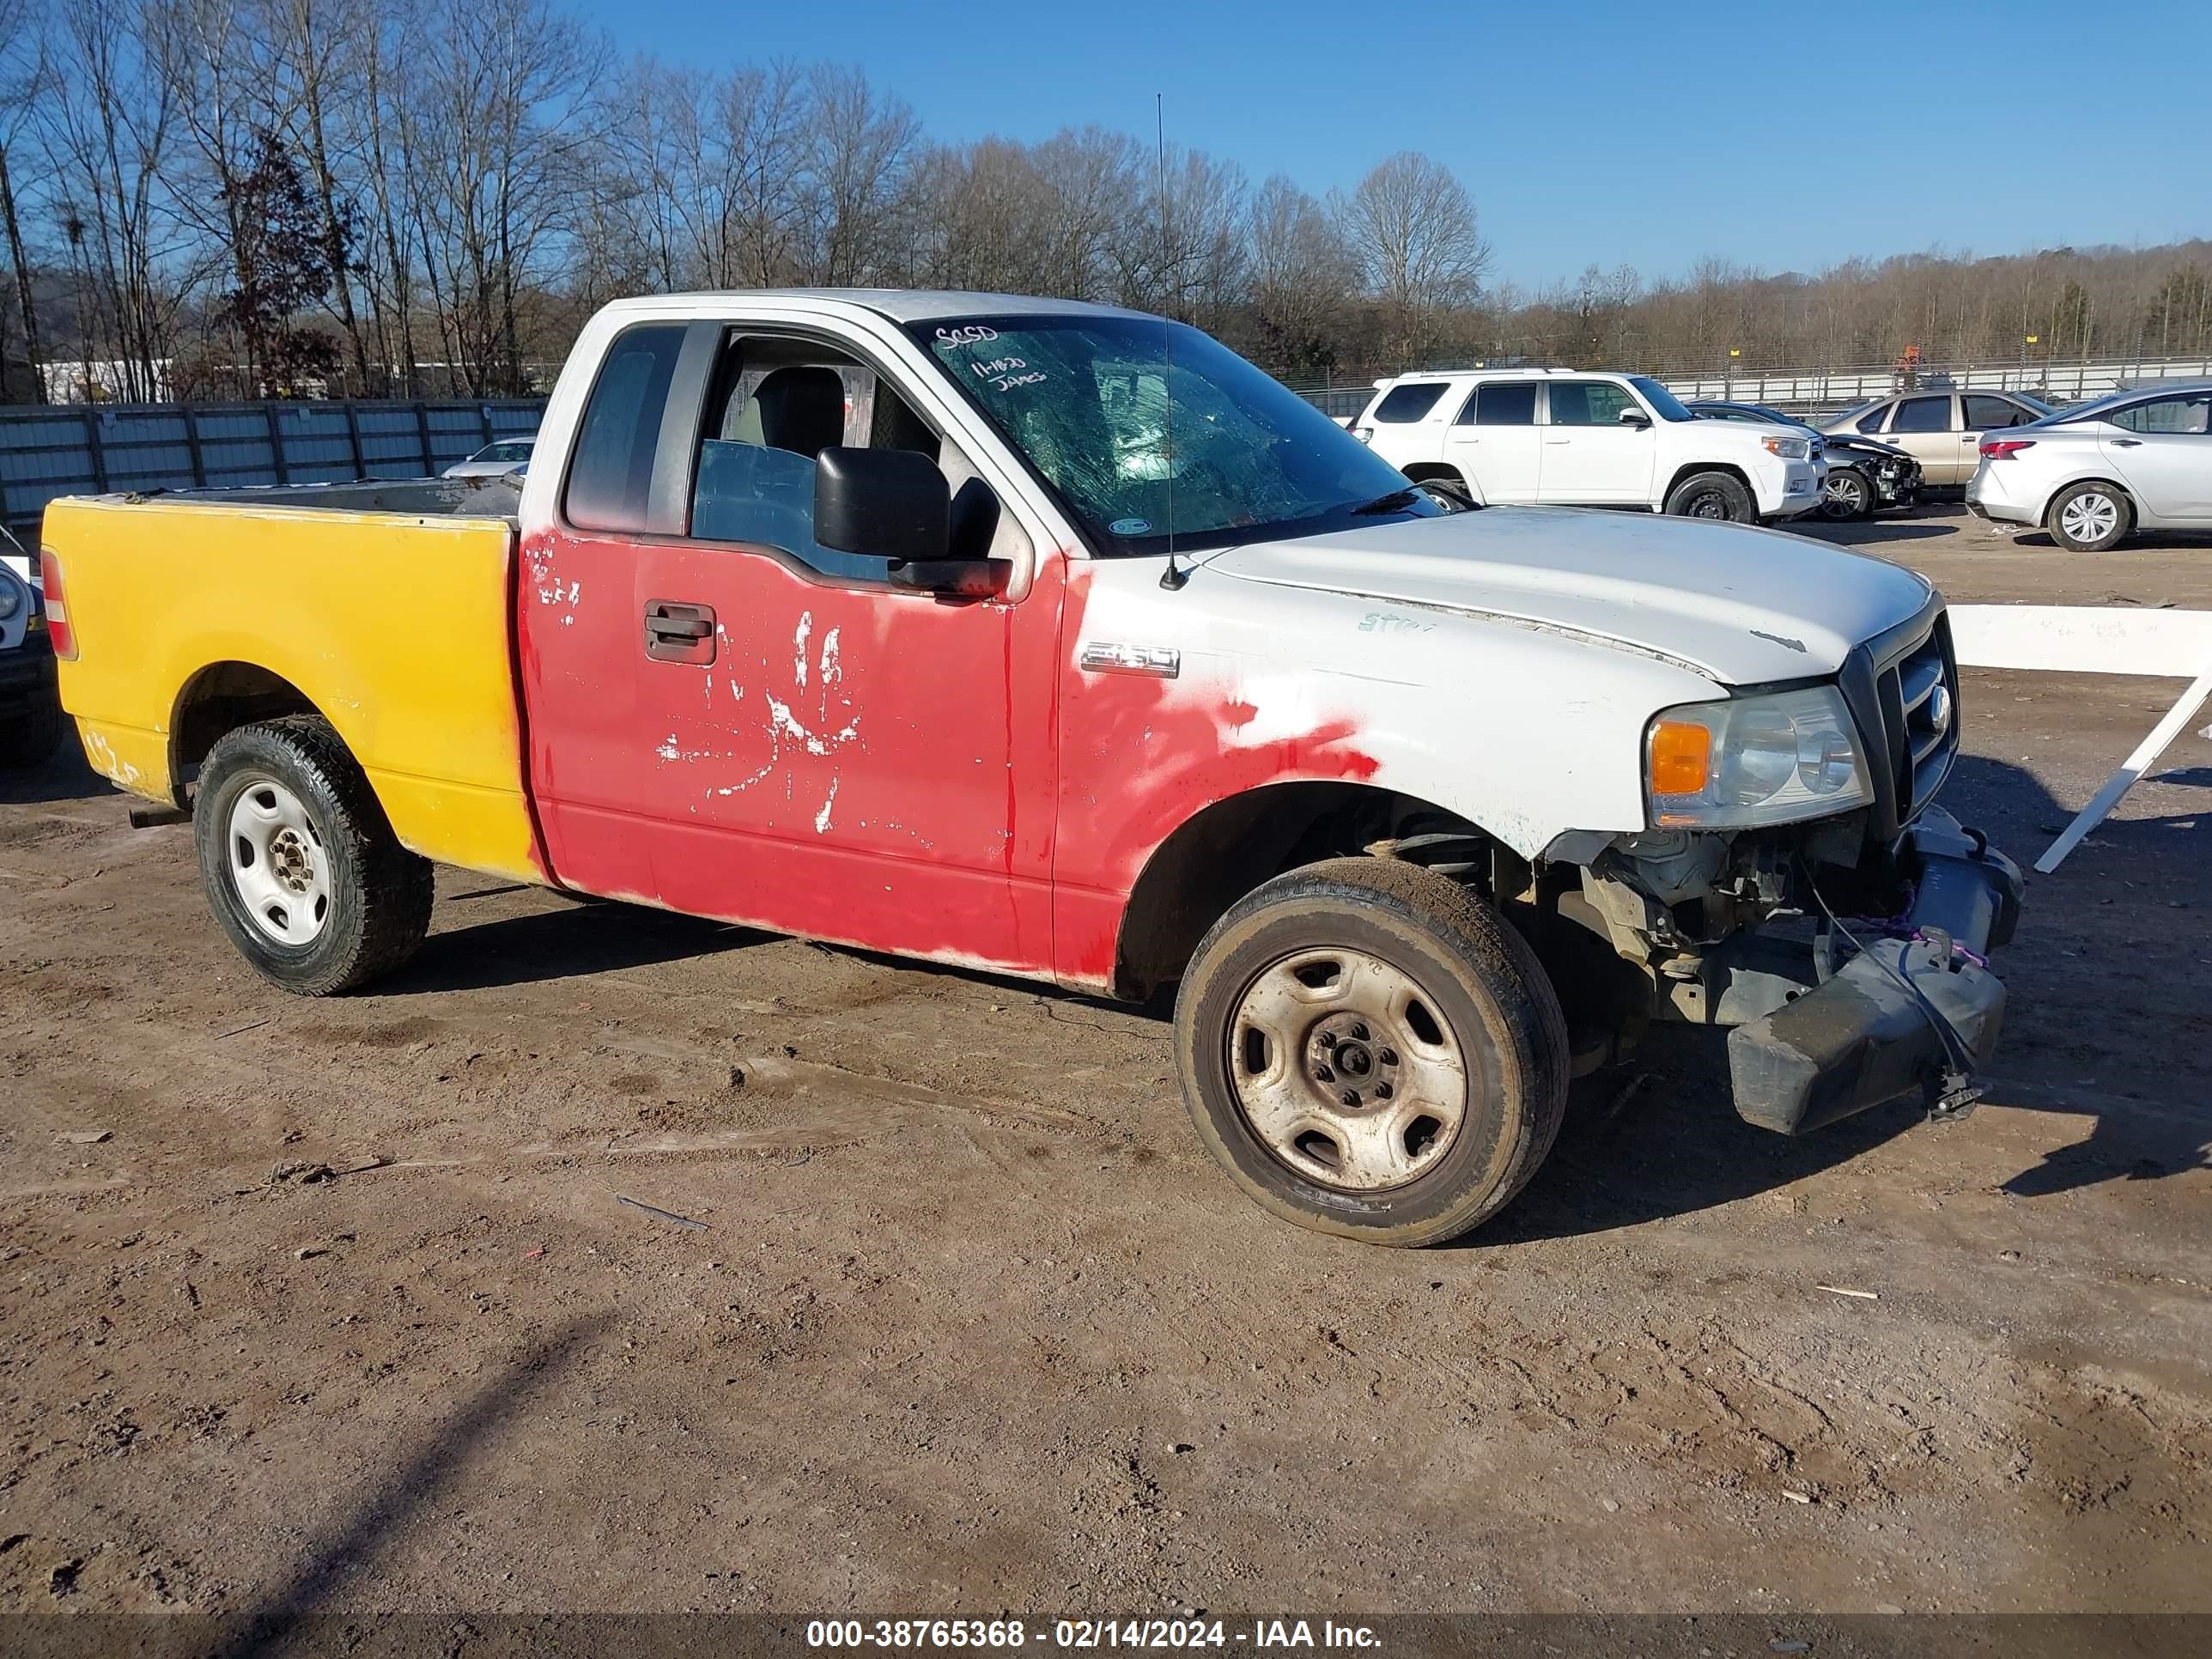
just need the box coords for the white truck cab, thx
[1354,367,1820,523]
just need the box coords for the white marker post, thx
[1948,605,2212,874]
[2031,663,2212,873]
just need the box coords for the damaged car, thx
[41,290,2024,1246]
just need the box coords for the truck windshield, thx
[910,314,1439,556]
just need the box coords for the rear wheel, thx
[2046,481,2133,552]
[193,715,434,994]
[1817,466,1874,521]
[1174,858,1570,1247]
[1663,471,1756,522]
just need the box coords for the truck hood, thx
[1202,508,1933,685]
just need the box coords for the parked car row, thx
[1352,368,1823,524]
[1687,400,1921,522]
[1820,388,2051,486]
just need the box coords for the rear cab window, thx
[1370,382,1449,422]
[564,323,689,532]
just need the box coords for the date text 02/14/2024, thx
[804,1620,1382,1650]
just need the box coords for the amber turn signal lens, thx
[1649,720,1712,796]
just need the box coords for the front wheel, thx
[1174,858,1570,1247]
[2046,482,2133,552]
[1663,471,1756,522]
[1413,474,1475,510]
[193,715,434,994]
[1817,466,1874,521]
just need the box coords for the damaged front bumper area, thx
[1725,809,2024,1134]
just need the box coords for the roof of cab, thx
[596,289,1156,325]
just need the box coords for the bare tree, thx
[1244,173,1359,374]
[1336,150,1491,364]
[36,0,184,400]
[0,0,47,398]
[799,64,917,287]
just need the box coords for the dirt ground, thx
[3,500,2208,1630]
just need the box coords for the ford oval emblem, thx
[1927,684,1953,734]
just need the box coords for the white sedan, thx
[1967,381,2212,551]
[441,436,535,480]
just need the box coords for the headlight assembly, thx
[1646,684,1874,828]
[0,571,21,622]
[1761,435,1810,460]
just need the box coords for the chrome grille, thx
[1876,617,1959,820]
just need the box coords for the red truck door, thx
[515,320,1061,975]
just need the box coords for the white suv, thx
[1353,368,1821,523]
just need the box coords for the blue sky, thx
[580,0,2210,290]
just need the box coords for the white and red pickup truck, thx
[42,289,2024,1245]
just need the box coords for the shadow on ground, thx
[0,742,114,805]
[386,898,770,994]
[218,1313,616,1656]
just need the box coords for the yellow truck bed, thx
[45,495,541,883]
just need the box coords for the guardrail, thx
[1660,356,2212,415]
[1288,353,2212,422]
[0,398,546,533]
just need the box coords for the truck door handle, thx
[644,600,716,663]
[2111,437,2142,447]
[1543,438,1571,446]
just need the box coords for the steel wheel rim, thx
[1226,946,1470,1192]
[2061,493,2118,544]
[227,775,331,945]
[1686,489,1729,519]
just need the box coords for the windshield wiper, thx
[1348,488,1420,514]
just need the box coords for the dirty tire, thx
[0,678,64,768]
[193,715,434,995]
[1663,470,1756,522]
[1818,466,1874,522]
[2045,480,2133,553]
[1413,471,1475,510]
[1174,857,1570,1247]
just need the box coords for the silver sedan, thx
[441,437,535,480]
[1966,380,2212,551]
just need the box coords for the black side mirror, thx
[814,447,950,562]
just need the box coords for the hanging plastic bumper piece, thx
[1729,809,2026,1135]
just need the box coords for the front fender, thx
[1049,558,1721,985]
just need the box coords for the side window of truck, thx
[686,334,952,584]
[565,323,688,532]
